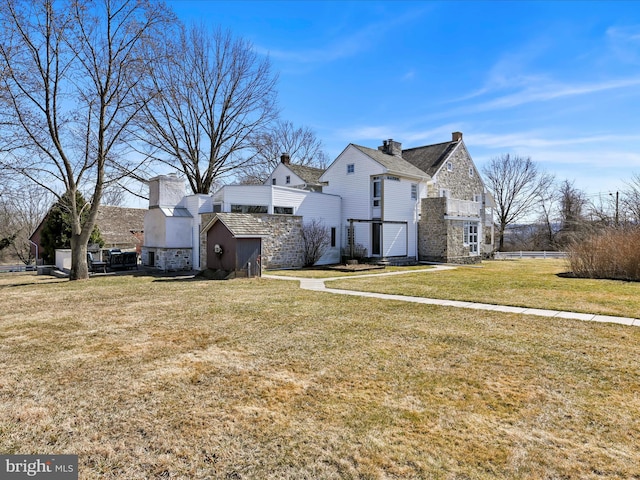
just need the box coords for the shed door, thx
[237,238,261,277]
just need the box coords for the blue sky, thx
[169,0,640,198]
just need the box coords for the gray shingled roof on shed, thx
[214,213,271,237]
[352,144,430,179]
[401,141,459,177]
[287,164,325,186]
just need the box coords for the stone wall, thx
[418,198,481,264]
[199,213,216,270]
[256,215,305,269]
[428,143,485,200]
[418,197,447,262]
[141,247,192,271]
[199,213,306,271]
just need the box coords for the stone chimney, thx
[148,174,185,209]
[378,139,402,156]
[280,153,291,165]
[452,132,463,142]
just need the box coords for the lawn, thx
[326,259,640,319]
[1,270,639,479]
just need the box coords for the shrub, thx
[567,227,640,281]
[300,219,330,267]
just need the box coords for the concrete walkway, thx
[263,266,640,328]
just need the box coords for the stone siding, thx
[141,247,192,271]
[418,198,481,264]
[199,214,306,271]
[199,213,216,270]
[418,197,447,262]
[428,143,485,200]
[258,215,305,269]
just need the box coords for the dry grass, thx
[1,271,639,479]
[266,264,433,279]
[327,259,640,319]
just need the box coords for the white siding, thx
[266,164,305,187]
[382,177,419,257]
[143,209,167,248]
[214,185,342,264]
[217,185,272,211]
[321,146,385,253]
[164,217,193,248]
[383,223,407,257]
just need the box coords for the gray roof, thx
[95,205,146,246]
[352,144,430,179]
[401,141,459,177]
[214,213,271,237]
[287,164,325,186]
[159,207,192,218]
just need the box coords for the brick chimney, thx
[378,139,402,156]
[280,153,290,165]
[452,132,463,142]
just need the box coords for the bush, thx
[567,227,640,281]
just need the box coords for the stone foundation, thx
[142,247,192,271]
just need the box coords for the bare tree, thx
[0,0,171,280]
[556,180,589,247]
[135,23,279,194]
[0,183,52,264]
[238,120,329,184]
[483,154,554,250]
[300,219,330,267]
[622,173,640,225]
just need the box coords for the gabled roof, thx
[351,144,430,179]
[401,140,460,177]
[96,206,146,245]
[209,213,270,237]
[286,164,325,186]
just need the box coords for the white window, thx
[411,184,418,200]
[274,206,293,214]
[469,167,474,177]
[231,204,268,213]
[347,163,355,174]
[439,188,450,198]
[447,161,453,172]
[372,176,381,207]
[464,221,479,255]
[285,175,290,184]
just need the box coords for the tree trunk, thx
[70,235,89,280]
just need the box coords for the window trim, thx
[274,206,294,215]
[463,221,479,255]
[347,163,355,174]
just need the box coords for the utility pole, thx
[610,191,619,227]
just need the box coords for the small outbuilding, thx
[203,213,270,278]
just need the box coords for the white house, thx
[141,132,494,272]
[320,140,429,260]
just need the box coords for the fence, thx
[0,264,37,273]
[494,251,567,259]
